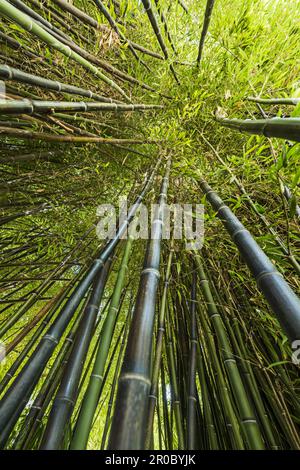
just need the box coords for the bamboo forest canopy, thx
[0,0,300,451]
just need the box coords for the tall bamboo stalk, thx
[108,158,171,449]
[199,179,300,342]
[0,99,162,116]
[187,268,197,449]
[145,242,174,447]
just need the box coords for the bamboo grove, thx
[0,0,299,451]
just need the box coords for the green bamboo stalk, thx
[100,307,131,449]
[153,0,177,54]
[70,225,136,449]
[0,225,94,339]
[196,343,219,449]
[27,0,90,44]
[51,0,164,60]
[0,0,129,100]
[204,261,279,449]
[0,98,163,115]
[141,0,179,84]
[165,304,185,449]
[194,253,265,449]
[200,135,300,275]
[145,242,174,447]
[9,0,72,42]
[187,268,198,449]
[217,116,300,143]
[12,296,88,449]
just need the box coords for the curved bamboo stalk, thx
[108,158,171,449]
[0,65,119,103]
[248,97,300,106]
[0,158,162,446]
[217,116,300,143]
[197,0,215,66]
[199,179,300,342]
[0,0,129,100]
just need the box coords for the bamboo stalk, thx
[0,127,159,144]
[93,0,151,71]
[200,135,300,275]
[248,97,300,106]
[217,116,300,143]
[100,309,131,449]
[40,257,113,449]
[154,0,177,54]
[9,0,72,42]
[27,0,90,45]
[70,225,135,449]
[145,242,174,447]
[108,159,171,449]
[0,65,119,103]
[0,98,163,115]
[199,179,300,342]
[141,0,179,84]
[197,0,215,66]
[51,0,163,60]
[187,268,197,449]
